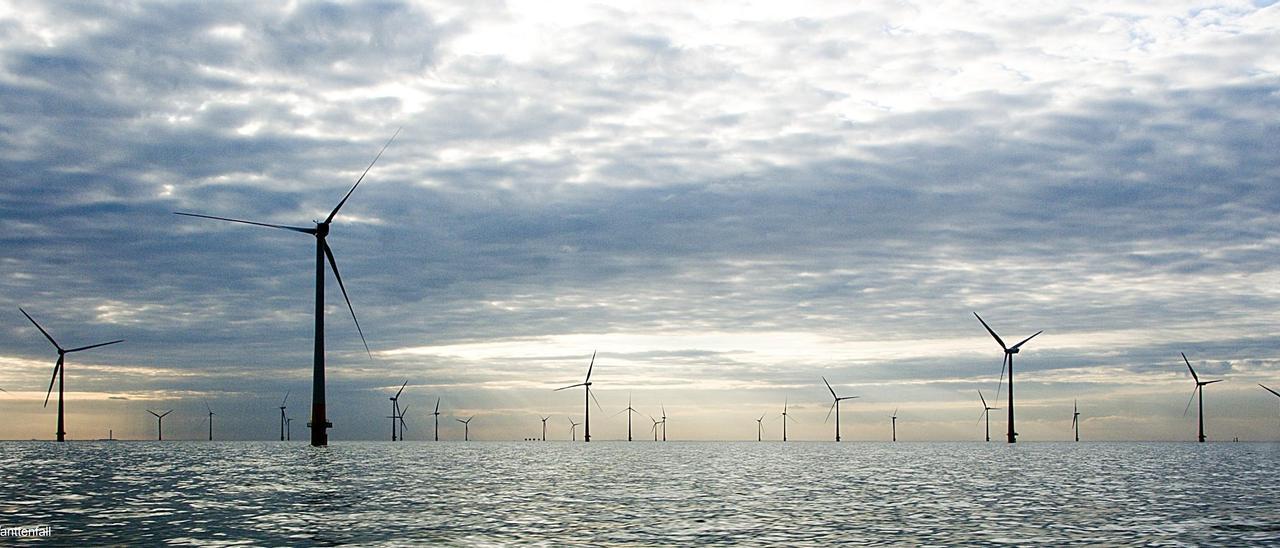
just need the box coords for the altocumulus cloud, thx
[0,0,1278,441]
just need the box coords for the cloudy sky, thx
[1,0,1278,442]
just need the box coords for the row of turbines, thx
[10,132,1279,444]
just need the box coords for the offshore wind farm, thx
[2,0,1280,545]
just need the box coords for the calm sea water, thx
[0,441,1277,546]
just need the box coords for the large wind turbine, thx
[278,391,289,441]
[891,408,898,442]
[540,415,550,441]
[781,398,793,442]
[432,398,441,441]
[148,409,173,441]
[1071,400,1080,442]
[20,308,124,442]
[389,380,408,441]
[1181,353,1223,443]
[175,131,398,447]
[974,313,1042,444]
[977,390,999,442]
[756,413,765,442]
[660,404,667,441]
[555,351,601,442]
[615,394,640,441]
[457,416,473,441]
[205,401,215,441]
[568,417,580,441]
[822,377,858,442]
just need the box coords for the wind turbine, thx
[822,377,858,442]
[568,417,580,441]
[977,390,1000,442]
[540,415,550,441]
[147,409,172,441]
[204,400,215,441]
[20,308,123,442]
[649,416,660,441]
[397,405,408,440]
[779,400,790,442]
[891,408,898,442]
[278,391,289,441]
[457,416,473,441]
[555,351,601,442]
[1181,352,1223,443]
[614,393,641,441]
[975,312,1042,444]
[433,398,441,441]
[389,380,408,441]
[285,416,293,441]
[756,413,765,441]
[175,130,398,447]
[1071,399,1080,442]
[661,404,667,441]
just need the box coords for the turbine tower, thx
[822,377,858,442]
[781,398,793,442]
[20,308,123,442]
[756,413,765,441]
[205,401,215,441]
[278,391,289,441]
[389,380,408,441]
[540,415,550,441]
[147,409,172,441]
[433,398,441,441]
[649,416,661,441]
[457,416,473,441]
[1072,399,1080,442]
[555,351,600,442]
[1181,353,1223,443]
[977,390,1000,442]
[891,408,898,442]
[568,417,580,441]
[397,406,408,440]
[285,416,293,441]
[661,404,667,441]
[975,312,1042,444]
[175,130,397,447]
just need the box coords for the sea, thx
[1,441,1277,546]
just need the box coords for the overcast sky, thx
[2,0,1279,442]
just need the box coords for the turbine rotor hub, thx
[315,222,330,237]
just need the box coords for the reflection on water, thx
[1,441,1277,545]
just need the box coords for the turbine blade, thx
[394,380,408,400]
[993,353,1008,404]
[323,241,371,358]
[1203,379,1223,385]
[325,128,401,224]
[148,410,160,418]
[585,350,596,383]
[19,308,61,350]
[173,212,314,233]
[435,397,441,413]
[590,387,604,412]
[1010,330,1043,351]
[43,355,63,407]
[974,312,1007,350]
[822,376,838,399]
[555,383,586,391]
[978,390,988,408]
[1182,352,1199,383]
[161,410,173,418]
[65,339,124,353]
[206,400,212,413]
[825,401,835,423]
[1260,384,1280,398]
[978,409,987,424]
[283,390,290,405]
[1182,386,1198,417]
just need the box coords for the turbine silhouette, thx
[555,351,601,442]
[822,377,858,442]
[977,390,1000,442]
[147,409,172,441]
[975,312,1042,443]
[20,308,123,442]
[1181,353,1222,443]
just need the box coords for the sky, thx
[1,0,1279,442]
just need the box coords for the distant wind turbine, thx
[781,398,794,442]
[756,413,765,442]
[568,417,580,441]
[555,351,601,442]
[397,406,409,440]
[1071,399,1080,442]
[20,308,123,442]
[457,416,473,441]
[975,312,1042,444]
[540,415,550,441]
[822,377,858,442]
[977,390,1000,442]
[279,391,290,441]
[891,408,898,442]
[204,400,215,441]
[1181,353,1223,443]
[615,394,641,441]
[433,398,441,441]
[175,130,398,447]
[649,416,661,441]
[147,409,173,441]
[285,416,293,441]
[389,380,408,441]
[661,404,668,441]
